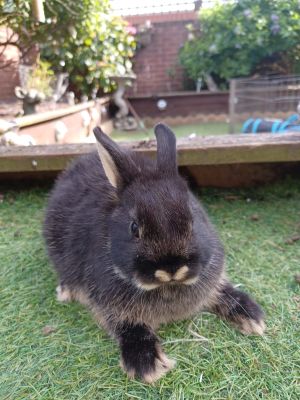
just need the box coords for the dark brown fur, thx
[44,123,265,383]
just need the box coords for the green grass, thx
[111,122,231,142]
[1,179,299,399]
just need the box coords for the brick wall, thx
[0,28,20,102]
[126,12,197,95]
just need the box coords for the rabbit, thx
[43,123,265,383]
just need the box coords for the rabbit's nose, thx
[173,265,189,281]
[155,265,189,283]
[154,270,171,282]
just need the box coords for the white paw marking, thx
[56,285,72,302]
[239,318,266,336]
[120,349,176,383]
[119,359,136,380]
[143,353,176,384]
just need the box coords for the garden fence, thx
[229,75,300,133]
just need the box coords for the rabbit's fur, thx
[44,123,265,383]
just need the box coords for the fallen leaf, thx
[250,214,260,221]
[294,274,300,284]
[42,325,57,335]
[292,295,300,303]
[285,235,300,245]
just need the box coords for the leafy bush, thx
[2,0,135,96]
[25,59,54,97]
[180,0,300,88]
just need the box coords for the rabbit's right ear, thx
[93,127,138,188]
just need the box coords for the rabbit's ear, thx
[154,123,177,175]
[93,127,138,188]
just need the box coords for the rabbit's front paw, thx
[120,343,175,383]
[118,323,175,383]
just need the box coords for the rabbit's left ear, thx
[93,127,138,188]
[154,123,177,175]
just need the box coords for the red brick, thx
[126,14,197,95]
[0,28,20,102]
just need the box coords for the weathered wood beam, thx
[0,133,300,173]
[16,98,110,128]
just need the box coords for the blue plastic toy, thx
[242,114,300,134]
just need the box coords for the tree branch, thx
[50,0,82,17]
[0,58,18,70]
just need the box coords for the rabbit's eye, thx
[130,221,140,238]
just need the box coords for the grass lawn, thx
[1,179,299,399]
[111,122,232,142]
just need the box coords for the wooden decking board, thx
[0,133,300,173]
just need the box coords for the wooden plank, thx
[129,92,229,118]
[129,91,229,99]
[0,133,300,173]
[15,97,110,128]
[182,162,300,188]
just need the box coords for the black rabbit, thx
[44,123,265,383]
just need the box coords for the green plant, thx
[180,0,300,88]
[25,59,54,97]
[1,0,136,96]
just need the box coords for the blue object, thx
[271,120,282,133]
[252,119,262,133]
[286,125,300,132]
[285,114,299,124]
[242,114,300,134]
[242,118,254,133]
[278,120,290,133]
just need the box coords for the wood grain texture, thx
[0,133,300,173]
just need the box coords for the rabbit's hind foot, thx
[210,280,266,336]
[236,317,266,336]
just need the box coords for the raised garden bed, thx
[128,91,229,126]
[1,132,299,187]
[2,97,112,145]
